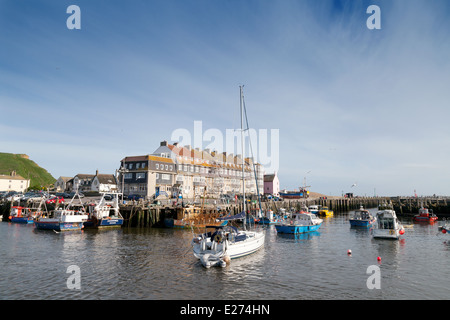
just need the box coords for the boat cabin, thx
[352,207,373,220]
[376,210,397,229]
[10,206,30,217]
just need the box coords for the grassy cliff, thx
[0,153,56,189]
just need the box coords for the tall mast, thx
[240,85,246,230]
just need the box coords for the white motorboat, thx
[372,209,404,239]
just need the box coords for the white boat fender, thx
[201,239,206,251]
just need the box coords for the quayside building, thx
[119,141,264,201]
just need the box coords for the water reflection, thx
[2,210,450,300]
[275,231,321,242]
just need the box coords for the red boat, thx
[413,207,438,222]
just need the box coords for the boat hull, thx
[226,232,265,259]
[193,231,265,261]
[349,219,376,228]
[84,218,124,228]
[34,220,84,231]
[257,217,280,225]
[413,216,438,222]
[275,223,322,234]
[11,217,33,224]
[372,229,401,239]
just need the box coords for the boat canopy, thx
[217,211,245,221]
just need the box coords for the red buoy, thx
[443,229,447,234]
[377,256,381,262]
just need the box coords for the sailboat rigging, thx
[191,86,266,268]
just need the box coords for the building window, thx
[165,165,168,170]
[136,173,146,179]
[124,173,132,179]
[136,163,140,169]
[156,164,159,169]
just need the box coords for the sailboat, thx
[191,86,265,268]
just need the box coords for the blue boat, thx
[84,193,124,229]
[9,206,34,224]
[34,208,88,231]
[256,210,282,225]
[34,191,88,231]
[275,212,323,234]
[349,206,376,228]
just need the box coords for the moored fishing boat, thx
[318,206,333,217]
[349,206,376,228]
[164,205,228,229]
[275,211,323,234]
[372,209,404,239]
[34,208,88,231]
[84,192,124,228]
[34,191,88,231]
[257,209,281,225]
[413,207,438,223]
[9,206,34,224]
[308,205,320,215]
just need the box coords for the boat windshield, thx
[378,217,394,229]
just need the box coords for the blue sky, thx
[1,0,450,196]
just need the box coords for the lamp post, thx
[117,166,129,202]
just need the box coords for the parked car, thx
[6,193,23,202]
[103,194,114,200]
[46,196,65,204]
[68,192,84,198]
[22,193,44,201]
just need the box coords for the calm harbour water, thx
[1,208,449,300]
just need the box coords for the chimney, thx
[96,169,99,176]
[173,142,178,147]
[160,140,168,146]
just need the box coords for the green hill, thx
[0,153,56,190]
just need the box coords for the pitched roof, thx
[96,174,117,184]
[0,174,27,181]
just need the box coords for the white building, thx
[54,176,72,192]
[91,174,118,193]
[0,171,30,192]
